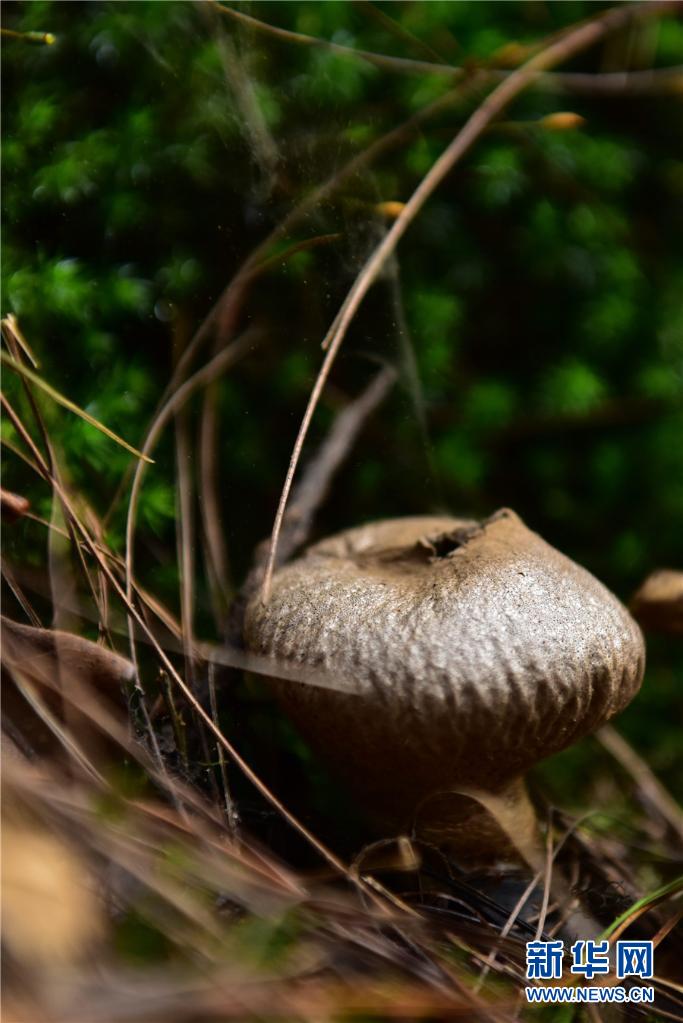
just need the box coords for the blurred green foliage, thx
[2,1,682,801]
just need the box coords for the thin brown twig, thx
[212,1,463,77]
[259,364,396,573]
[3,396,410,905]
[174,412,197,663]
[199,379,233,629]
[1,435,45,477]
[1,392,178,809]
[534,815,555,942]
[261,0,672,602]
[215,1,683,94]
[4,324,94,759]
[197,234,342,633]
[230,364,397,648]
[124,329,258,609]
[597,725,683,841]
[208,660,239,833]
[130,68,477,429]
[120,74,484,649]
[7,647,248,844]
[174,395,224,811]
[7,667,108,786]
[354,0,451,64]
[1,561,43,627]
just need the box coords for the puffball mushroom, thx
[245,509,645,860]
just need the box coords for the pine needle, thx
[1,352,154,464]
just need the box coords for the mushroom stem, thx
[413,779,541,865]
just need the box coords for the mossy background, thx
[3,2,682,815]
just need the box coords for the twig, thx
[1,393,178,813]
[135,64,478,419]
[1,561,43,627]
[597,725,683,841]
[174,397,224,810]
[534,813,555,941]
[0,488,30,522]
[354,0,451,65]
[207,4,279,190]
[272,364,398,563]
[542,64,683,95]
[212,1,464,77]
[261,0,672,602]
[237,364,396,617]
[124,329,258,610]
[215,1,683,95]
[8,669,106,785]
[119,69,483,648]
[3,398,404,903]
[199,379,234,630]
[208,660,239,834]
[0,350,152,464]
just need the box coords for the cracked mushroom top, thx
[245,509,645,795]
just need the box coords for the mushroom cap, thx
[245,509,645,833]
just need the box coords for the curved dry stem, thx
[120,64,485,650]
[597,725,683,841]
[143,66,478,411]
[1,393,178,809]
[196,233,342,632]
[198,380,232,627]
[214,1,683,95]
[124,330,257,610]
[3,395,383,892]
[122,78,479,661]
[212,1,466,78]
[261,0,673,602]
[122,330,257,758]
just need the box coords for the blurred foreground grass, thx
[2,2,683,1019]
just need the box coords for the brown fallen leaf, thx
[1,616,135,758]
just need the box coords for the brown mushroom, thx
[630,569,683,635]
[245,509,645,860]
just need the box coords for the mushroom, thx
[244,509,645,860]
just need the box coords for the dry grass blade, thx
[215,1,683,95]
[3,390,398,897]
[533,815,555,941]
[600,877,683,942]
[261,0,672,602]
[213,1,464,78]
[597,725,683,840]
[651,909,683,950]
[2,390,179,796]
[0,487,30,522]
[124,328,258,610]
[147,70,479,417]
[199,377,233,626]
[1,312,39,365]
[1,349,153,463]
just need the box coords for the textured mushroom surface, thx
[245,509,645,843]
